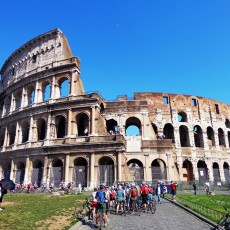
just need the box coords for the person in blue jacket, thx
[155,182,163,204]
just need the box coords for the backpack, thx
[142,185,149,195]
[149,187,154,194]
[97,191,105,203]
[131,188,137,197]
[110,191,116,199]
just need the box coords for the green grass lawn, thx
[0,193,88,230]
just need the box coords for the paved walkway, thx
[72,199,214,230]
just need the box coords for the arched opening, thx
[5,96,11,114]
[31,160,43,187]
[100,103,105,112]
[182,160,194,183]
[37,118,46,140]
[0,101,4,117]
[3,162,11,180]
[223,162,230,182]
[0,127,5,147]
[213,162,221,182]
[225,119,230,128]
[76,113,89,136]
[27,86,35,105]
[106,119,118,134]
[50,158,64,187]
[55,116,66,138]
[15,162,25,184]
[127,159,144,183]
[151,159,167,181]
[14,90,22,110]
[42,82,51,101]
[58,78,69,98]
[179,125,190,147]
[98,157,114,186]
[178,112,187,122]
[207,127,215,147]
[21,122,29,143]
[9,125,16,145]
[125,117,141,136]
[73,157,88,187]
[197,160,208,182]
[163,123,174,142]
[194,125,204,148]
[218,128,225,146]
[152,123,158,136]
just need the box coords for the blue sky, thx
[1,1,230,103]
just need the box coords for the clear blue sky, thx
[1,1,230,103]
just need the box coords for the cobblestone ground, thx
[78,199,214,230]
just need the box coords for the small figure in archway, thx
[193,182,197,195]
[204,182,210,195]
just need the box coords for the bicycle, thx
[74,198,93,224]
[138,196,156,214]
[216,207,230,230]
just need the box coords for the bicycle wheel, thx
[152,198,156,214]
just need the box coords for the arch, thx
[58,78,69,98]
[125,117,141,136]
[225,119,230,128]
[37,118,46,140]
[21,121,29,143]
[8,124,16,145]
[179,125,190,147]
[15,162,25,184]
[197,160,208,182]
[31,159,43,186]
[50,158,64,186]
[42,81,51,101]
[27,86,35,105]
[178,111,187,122]
[106,119,118,134]
[218,128,225,146]
[151,159,167,181]
[0,126,5,147]
[14,90,22,110]
[213,162,221,182]
[182,160,194,183]
[223,162,230,182]
[163,123,174,142]
[207,126,215,146]
[98,156,114,185]
[73,157,88,187]
[4,96,11,114]
[76,113,89,136]
[127,159,144,182]
[100,103,105,112]
[2,162,11,180]
[55,115,66,138]
[193,125,204,148]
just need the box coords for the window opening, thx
[191,98,197,106]
[163,96,169,105]
[215,104,219,114]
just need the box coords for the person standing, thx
[155,183,162,204]
[171,181,177,201]
[0,181,7,211]
[193,182,197,195]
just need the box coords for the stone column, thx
[28,116,34,142]
[42,156,49,185]
[21,87,26,108]
[90,106,96,135]
[70,71,75,96]
[10,159,15,181]
[34,81,40,103]
[67,109,72,137]
[90,153,95,188]
[192,160,199,181]
[15,122,20,145]
[3,127,8,147]
[65,154,70,182]
[24,157,30,184]
[224,133,229,150]
[117,152,122,182]
[10,94,14,112]
[51,75,56,99]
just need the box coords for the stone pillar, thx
[65,154,70,182]
[10,159,15,181]
[90,106,96,135]
[203,131,209,150]
[67,109,72,137]
[192,160,199,181]
[24,157,30,184]
[207,163,214,182]
[117,152,122,182]
[46,114,51,139]
[15,122,20,145]
[90,153,95,188]
[3,127,8,147]
[42,156,49,185]
[10,94,14,112]
[224,133,229,150]
[141,112,148,139]
[70,71,75,96]
[51,75,56,99]
[34,81,40,103]
[21,87,26,108]
[28,116,34,142]
[219,163,225,182]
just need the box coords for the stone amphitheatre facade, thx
[0,29,229,188]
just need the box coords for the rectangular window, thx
[163,96,169,105]
[191,98,197,106]
[215,104,220,114]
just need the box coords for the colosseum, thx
[0,28,229,188]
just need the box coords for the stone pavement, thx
[71,198,214,230]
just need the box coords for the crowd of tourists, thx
[91,181,178,228]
